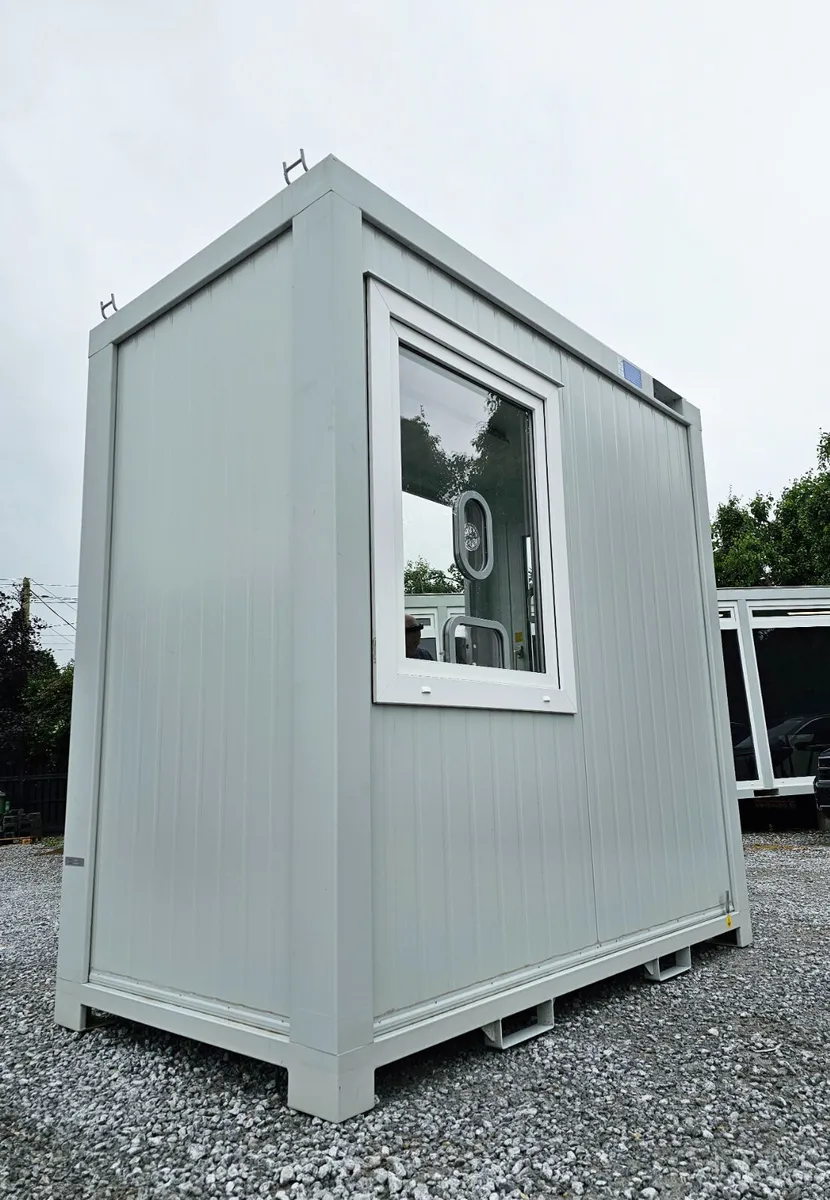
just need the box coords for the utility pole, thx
[21,577,31,626]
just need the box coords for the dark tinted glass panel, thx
[753,626,830,779]
[721,630,757,781]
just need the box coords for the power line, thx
[33,600,75,630]
[30,581,76,631]
[32,580,77,619]
[0,579,77,588]
[0,579,78,600]
[1,579,78,608]
[32,579,72,603]
[0,577,76,656]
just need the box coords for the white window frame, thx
[718,606,737,629]
[749,602,830,630]
[747,602,830,786]
[718,603,763,789]
[367,278,576,714]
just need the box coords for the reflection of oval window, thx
[453,491,494,581]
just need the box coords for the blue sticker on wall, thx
[619,359,643,389]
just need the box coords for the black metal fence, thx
[0,767,68,835]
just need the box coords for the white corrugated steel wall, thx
[90,235,294,1016]
[364,227,729,1020]
[86,219,731,1029]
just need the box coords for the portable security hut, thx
[56,155,751,1122]
[718,587,830,805]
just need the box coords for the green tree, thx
[404,557,463,595]
[0,587,71,771]
[0,588,51,767]
[771,431,830,586]
[24,661,74,766]
[711,493,775,587]
[711,432,830,588]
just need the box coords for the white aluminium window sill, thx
[376,658,577,715]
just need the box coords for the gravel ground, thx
[1,832,829,1200]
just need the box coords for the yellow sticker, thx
[514,631,524,643]
[726,914,733,928]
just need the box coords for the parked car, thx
[733,713,830,783]
[730,721,751,747]
[814,746,830,831]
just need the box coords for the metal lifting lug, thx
[282,148,308,185]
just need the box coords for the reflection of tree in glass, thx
[401,395,527,524]
[404,558,463,595]
[400,410,473,505]
[401,388,539,667]
[465,396,530,527]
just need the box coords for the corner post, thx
[288,191,375,1119]
[681,401,753,947]
[55,343,118,1027]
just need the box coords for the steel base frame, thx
[55,907,750,1123]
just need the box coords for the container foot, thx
[287,1050,375,1123]
[643,946,691,982]
[482,1000,555,1050]
[711,922,753,949]
[54,987,90,1032]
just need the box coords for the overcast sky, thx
[2,0,828,649]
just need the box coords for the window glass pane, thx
[409,615,435,631]
[753,626,830,779]
[399,346,543,672]
[721,630,757,781]
[450,622,505,668]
